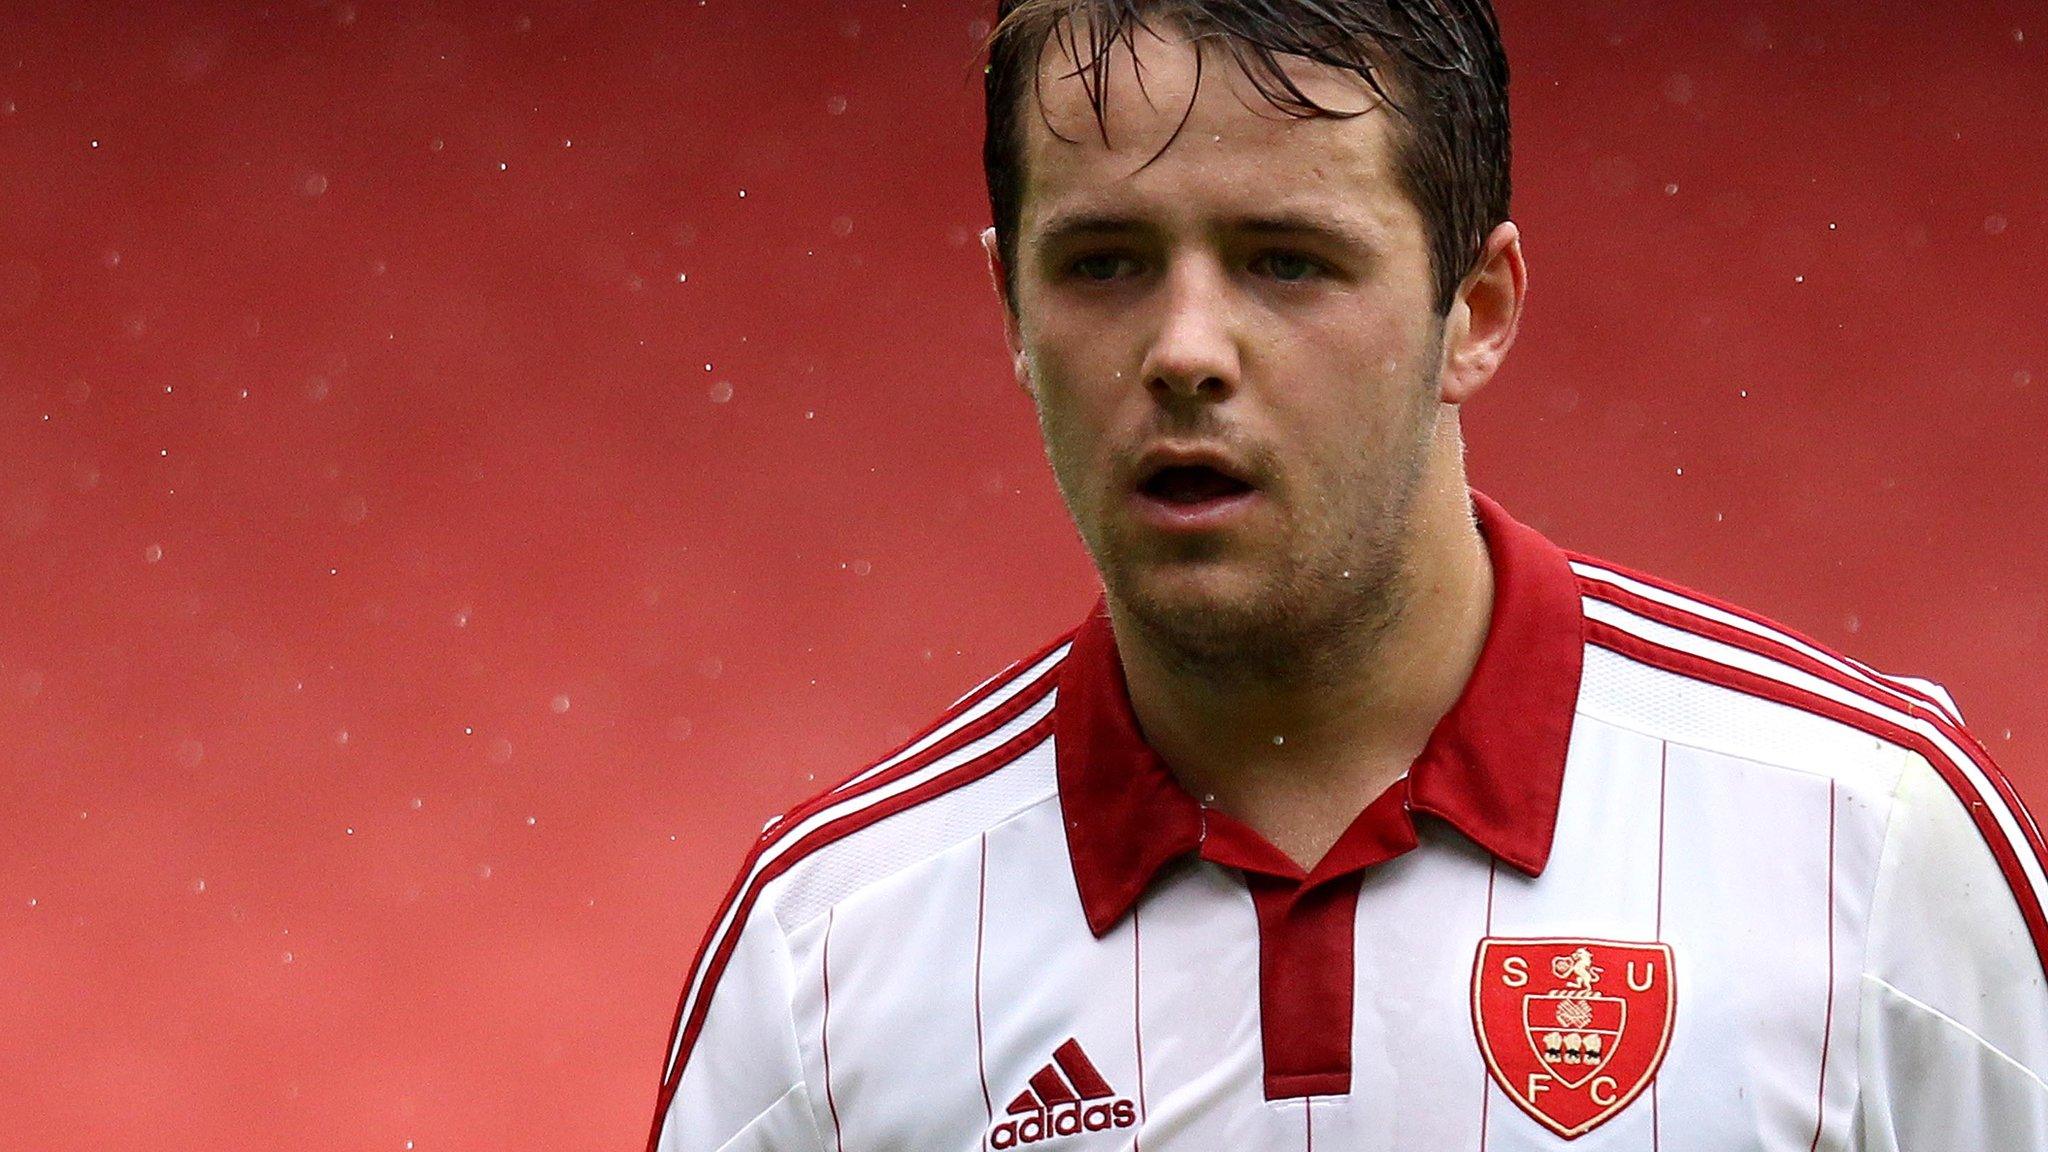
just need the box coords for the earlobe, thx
[1440,221,1526,408]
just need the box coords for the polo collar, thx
[1054,488,1586,937]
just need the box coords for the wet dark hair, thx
[980,0,1509,317]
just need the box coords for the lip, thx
[1128,486,1263,532]
[1130,443,1258,490]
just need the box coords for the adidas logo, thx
[988,1038,1137,1148]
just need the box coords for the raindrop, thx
[282,951,295,964]
[826,95,848,115]
[2017,370,2033,388]
[1714,512,1724,522]
[1675,467,1685,476]
[1794,275,1805,284]
[305,375,330,402]
[191,878,206,894]
[100,249,120,268]
[477,864,493,879]
[452,606,471,627]
[64,379,91,404]
[1201,793,1216,804]
[525,815,537,826]
[345,826,354,835]
[26,898,36,907]
[2003,728,2014,740]
[675,272,688,283]
[339,494,368,524]
[1844,614,1861,633]
[487,737,514,764]
[144,543,164,563]
[497,162,508,172]
[410,797,423,810]
[550,693,571,714]
[666,716,694,742]
[709,380,734,403]
[1663,183,1679,196]
[1271,735,1285,746]
[299,173,329,197]
[429,137,445,152]
[335,728,350,745]
[175,739,204,768]
[1984,215,2009,235]
[737,188,747,199]
[831,216,854,237]
[851,559,873,576]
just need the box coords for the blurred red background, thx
[0,2,2040,1149]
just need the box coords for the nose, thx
[1140,257,1240,404]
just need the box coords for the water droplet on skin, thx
[1201,793,1217,804]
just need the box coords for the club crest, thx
[1471,937,1675,1139]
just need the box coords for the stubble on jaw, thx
[1099,369,1441,694]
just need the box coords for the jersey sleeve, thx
[1855,742,2048,1150]
[648,885,828,1152]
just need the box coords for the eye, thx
[1254,251,1324,283]
[1067,252,1137,283]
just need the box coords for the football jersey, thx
[647,488,2048,1151]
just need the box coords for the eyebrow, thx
[1032,209,1378,257]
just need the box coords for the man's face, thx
[991,23,1455,672]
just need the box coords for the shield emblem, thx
[1471,938,1675,1140]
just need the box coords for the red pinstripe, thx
[975,833,993,1137]
[1808,779,1838,1152]
[1582,615,2048,980]
[822,909,845,1152]
[1653,741,1667,1152]
[643,637,1067,1152]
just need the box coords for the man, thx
[648,2,2048,1148]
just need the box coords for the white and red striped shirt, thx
[648,489,2048,1151]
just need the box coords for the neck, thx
[1108,438,1496,869]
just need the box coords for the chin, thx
[1108,556,1302,669]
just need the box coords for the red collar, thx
[1054,489,1586,937]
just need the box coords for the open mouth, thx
[1138,464,1255,505]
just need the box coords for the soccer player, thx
[648,2,2048,1148]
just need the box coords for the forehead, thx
[1015,20,1405,236]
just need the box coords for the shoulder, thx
[1562,546,2048,977]
[654,627,1077,1093]
[1566,545,1971,774]
[740,626,1076,936]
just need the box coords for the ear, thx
[983,226,1033,397]
[1439,220,1525,407]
